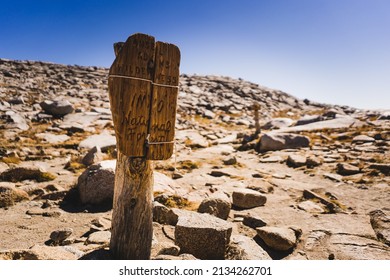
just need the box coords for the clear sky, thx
[1,0,389,110]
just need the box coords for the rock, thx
[295,115,323,126]
[0,167,56,182]
[153,171,182,195]
[222,156,237,165]
[197,193,231,220]
[336,163,361,176]
[153,201,179,225]
[278,116,360,132]
[287,155,307,168]
[232,189,267,209]
[175,212,233,259]
[368,164,390,176]
[297,200,324,214]
[259,155,284,163]
[306,156,322,168]
[0,245,81,260]
[86,231,111,245]
[90,217,112,231]
[78,131,116,152]
[256,226,298,251]
[35,132,70,144]
[157,243,180,256]
[257,133,310,152]
[262,118,294,130]
[203,109,215,119]
[4,111,29,130]
[50,228,73,245]
[226,235,271,260]
[323,173,343,182]
[242,214,267,228]
[153,254,198,260]
[352,135,375,143]
[378,111,390,120]
[81,146,105,166]
[77,160,116,205]
[176,130,209,148]
[369,210,390,245]
[0,185,29,208]
[40,100,74,117]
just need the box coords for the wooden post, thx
[253,102,261,135]
[108,33,180,259]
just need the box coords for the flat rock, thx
[352,135,375,143]
[79,131,116,152]
[40,100,74,117]
[232,189,267,209]
[287,155,307,168]
[242,214,267,228]
[297,200,324,214]
[259,155,284,163]
[227,235,271,260]
[86,231,111,245]
[4,111,29,130]
[278,116,360,132]
[0,166,55,183]
[256,226,298,251]
[295,115,323,126]
[0,245,81,260]
[175,211,233,259]
[257,133,310,152]
[35,132,70,144]
[77,160,116,205]
[262,118,294,130]
[369,210,390,245]
[197,193,231,220]
[336,163,361,176]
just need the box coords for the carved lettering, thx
[151,120,171,133]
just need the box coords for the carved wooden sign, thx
[108,33,180,160]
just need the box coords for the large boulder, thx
[77,160,116,205]
[256,133,310,152]
[175,212,233,259]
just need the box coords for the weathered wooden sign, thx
[108,33,180,160]
[108,33,180,260]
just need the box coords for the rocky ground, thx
[0,58,389,260]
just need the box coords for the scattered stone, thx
[242,214,267,228]
[369,210,390,245]
[0,245,81,260]
[77,160,116,205]
[352,135,375,143]
[78,131,116,152]
[81,146,105,166]
[210,170,232,177]
[0,185,29,208]
[222,156,237,165]
[257,133,310,152]
[323,173,343,182]
[175,212,233,259]
[297,200,324,214]
[50,228,73,245]
[227,235,271,260]
[259,155,284,163]
[256,226,298,251]
[35,133,70,144]
[3,111,29,130]
[232,189,267,209]
[368,164,390,176]
[287,155,307,168]
[86,231,111,245]
[90,217,112,231]
[295,115,323,126]
[306,156,322,168]
[262,118,294,130]
[336,163,361,176]
[153,254,198,260]
[197,193,231,220]
[153,201,179,226]
[157,243,180,256]
[40,100,74,117]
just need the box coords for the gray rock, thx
[197,194,231,220]
[336,163,360,176]
[352,135,375,143]
[86,231,111,245]
[242,214,267,228]
[40,100,74,117]
[81,146,105,166]
[227,235,271,260]
[287,155,307,168]
[262,118,294,130]
[50,228,73,244]
[256,226,298,251]
[78,131,116,152]
[77,160,116,205]
[278,116,359,132]
[232,189,267,209]
[175,212,233,259]
[295,115,323,126]
[35,133,70,144]
[153,201,179,225]
[4,111,29,130]
[369,210,390,245]
[297,200,324,214]
[257,133,310,152]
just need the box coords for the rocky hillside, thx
[0,58,389,260]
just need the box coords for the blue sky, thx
[1,0,389,109]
